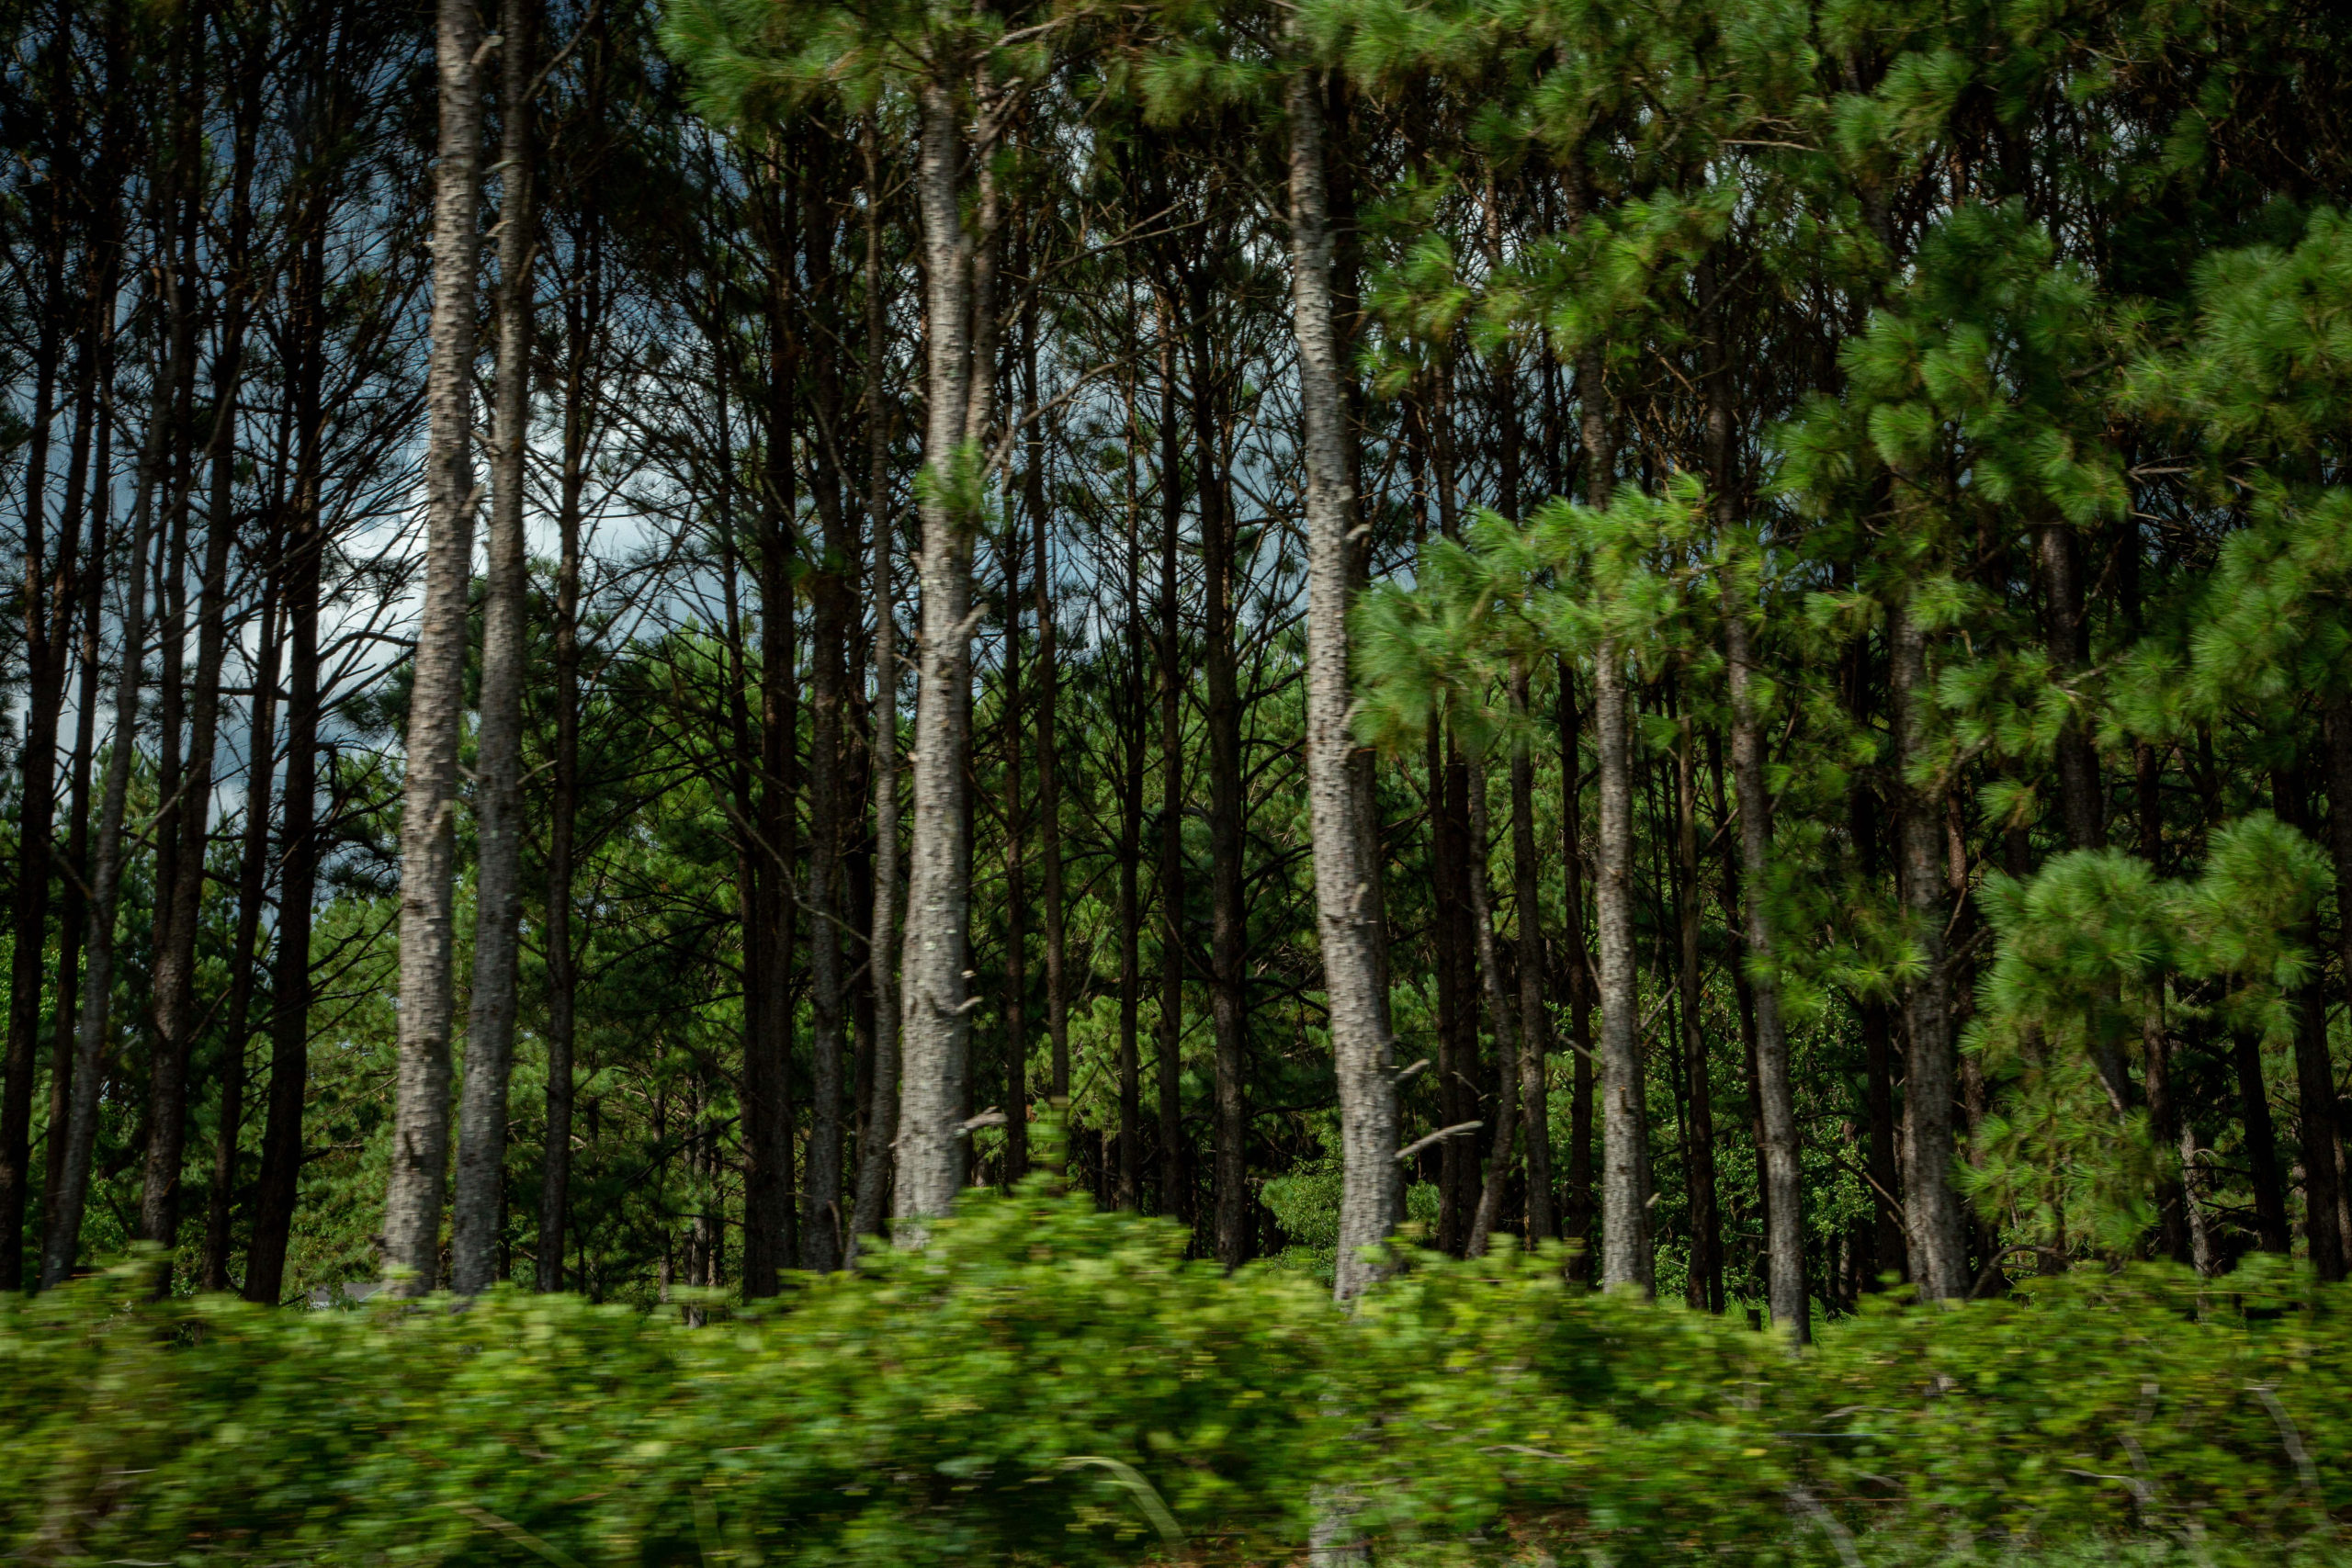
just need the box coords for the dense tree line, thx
[2,0,2349,1335]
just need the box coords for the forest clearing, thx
[5,0,2352,1557]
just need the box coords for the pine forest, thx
[6,0,2352,1559]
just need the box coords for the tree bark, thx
[1509,665,1555,1245]
[1188,267,1249,1263]
[203,575,281,1292]
[142,39,260,1276]
[1155,311,1187,1223]
[1593,637,1651,1293]
[1,137,67,1292]
[2233,1028,2291,1254]
[244,156,330,1305]
[383,0,489,1293]
[1724,586,1807,1343]
[539,168,602,1292]
[1026,305,1069,1120]
[451,0,537,1294]
[1557,661,1596,1275]
[1464,758,1521,1258]
[40,349,169,1291]
[802,171,853,1267]
[1673,699,1722,1312]
[1889,600,1966,1299]
[1289,64,1399,1301]
[849,113,901,1250]
[894,77,990,1231]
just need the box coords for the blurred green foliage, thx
[7,1188,2350,1565]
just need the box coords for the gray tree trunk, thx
[383,0,488,1293]
[452,0,536,1294]
[1593,639,1651,1293]
[1724,590,1807,1343]
[848,113,901,1253]
[894,78,989,1232]
[1889,600,1966,1299]
[1287,67,1399,1302]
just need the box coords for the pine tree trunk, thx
[802,182,852,1267]
[539,189,600,1292]
[1889,600,1966,1299]
[244,183,329,1306]
[1557,661,1596,1275]
[44,307,109,1225]
[1674,701,1722,1312]
[1509,665,1554,1245]
[1000,504,1028,1180]
[746,206,801,1291]
[203,576,281,1292]
[1593,637,1651,1293]
[451,0,537,1293]
[1026,316,1069,1118]
[383,0,488,1293]
[1,179,66,1292]
[40,355,169,1291]
[1195,282,1249,1266]
[1117,435,1145,1211]
[1289,64,1399,1301]
[1155,317,1187,1223]
[142,54,260,1277]
[1465,758,1521,1258]
[2233,1028,2291,1253]
[849,112,901,1249]
[894,78,988,1231]
[1724,590,1807,1343]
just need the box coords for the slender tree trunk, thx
[801,177,852,1267]
[1508,666,1554,1245]
[1724,588,1806,1343]
[244,174,329,1306]
[1465,758,1521,1258]
[539,199,600,1292]
[1,187,65,1293]
[1117,408,1145,1212]
[1289,64,1399,1300]
[44,312,109,1225]
[41,353,169,1290]
[1557,661,1595,1276]
[203,576,282,1292]
[1155,313,1187,1223]
[1026,313,1069,1119]
[1889,600,1966,1299]
[383,0,489,1293]
[1593,637,1650,1293]
[451,0,537,1293]
[142,46,260,1278]
[894,78,989,1231]
[2234,1028,2291,1253]
[1674,699,1722,1312]
[849,113,901,1249]
[1194,276,1249,1266]
[1001,504,1029,1180]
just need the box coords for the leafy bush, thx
[6,1190,2346,1565]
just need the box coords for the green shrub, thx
[6,1190,2346,1565]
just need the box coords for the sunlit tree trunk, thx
[1288,65,1398,1301]
[452,0,537,1293]
[383,0,489,1294]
